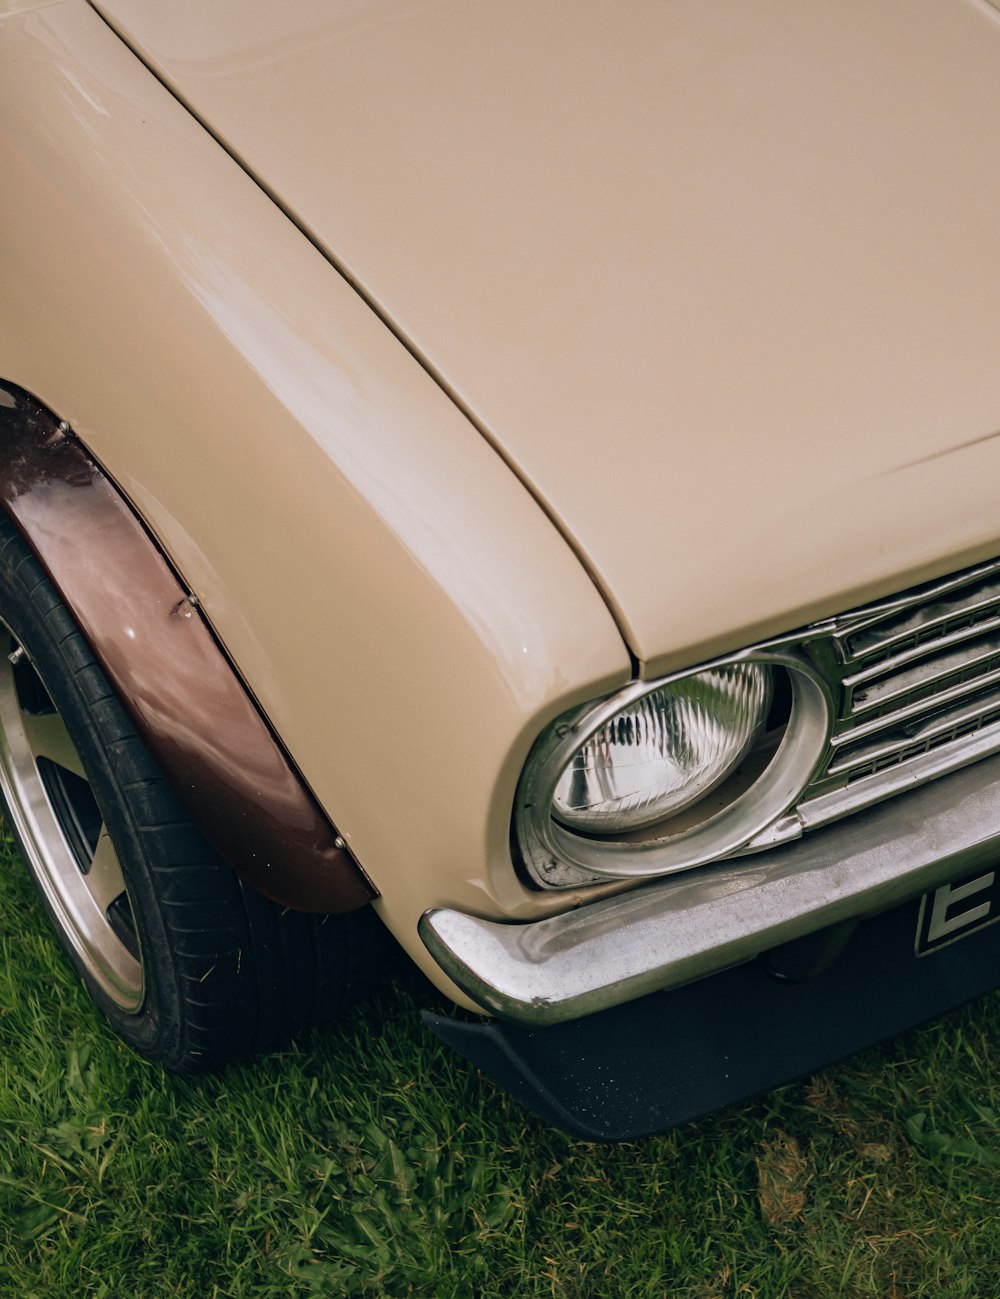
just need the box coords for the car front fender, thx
[0,1,631,999]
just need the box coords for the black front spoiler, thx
[424,883,1000,1141]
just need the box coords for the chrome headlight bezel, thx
[514,648,834,889]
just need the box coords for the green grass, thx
[3,828,1000,1299]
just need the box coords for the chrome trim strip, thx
[842,586,1000,668]
[796,718,1000,829]
[827,662,1000,746]
[827,693,1000,774]
[834,561,1000,656]
[846,631,1000,713]
[425,753,1000,1026]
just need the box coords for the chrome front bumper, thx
[420,752,1000,1026]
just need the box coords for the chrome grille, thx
[791,557,1000,832]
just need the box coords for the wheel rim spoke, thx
[0,628,143,1009]
[18,709,87,779]
[86,828,127,914]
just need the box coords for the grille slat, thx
[829,660,1000,750]
[793,555,1000,827]
[847,627,1000,714]
[828,685,1000,776]
[842,571,1000,663]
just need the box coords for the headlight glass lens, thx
[552,663,773,834]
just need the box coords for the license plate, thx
[916,869,1000,956]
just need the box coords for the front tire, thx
[0,513,374,1071]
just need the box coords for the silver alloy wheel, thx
[0,628,143,1010]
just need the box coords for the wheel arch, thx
[0,380,375,914]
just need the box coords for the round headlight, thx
[552,663,772,834]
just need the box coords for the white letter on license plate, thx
[927,872,996,945]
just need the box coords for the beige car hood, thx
[92,0,1000,673]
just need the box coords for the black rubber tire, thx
[0,513,378,1072]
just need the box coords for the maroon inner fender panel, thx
[0,382,374,913]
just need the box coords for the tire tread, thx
[0,513,380,1072]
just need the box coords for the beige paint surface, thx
[94,0,1000,675]
[0,0,59,12]
[0,1,631,1003]
[5,0,1000,1003]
